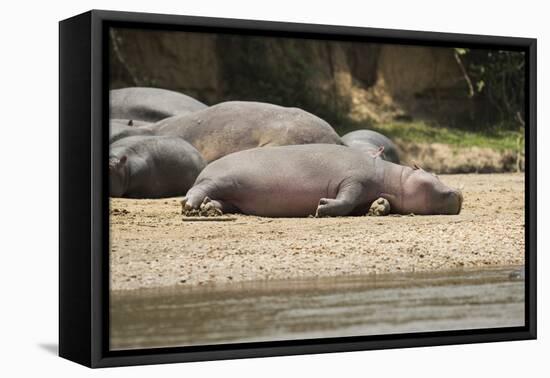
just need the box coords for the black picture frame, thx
[59,9,537,368]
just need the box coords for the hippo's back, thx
[342,129,400,163]
[110,87,207,123]
[155,101,343,162]
[109,119,154,144]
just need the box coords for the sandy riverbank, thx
[110,173,525,291]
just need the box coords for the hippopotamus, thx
[110,87,208,123]
[151,101,343,162]
[182,144,462,217]
[109,119,154,144]
[341,129,400,164]
[109,135,206,198]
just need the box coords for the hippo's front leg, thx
[315,181,364,217]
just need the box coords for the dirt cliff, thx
[109,29,473,127]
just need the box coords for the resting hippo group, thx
[109,87,463,216]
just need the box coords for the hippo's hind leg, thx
[315,181,364,217]
[181,184,239,215]
[181,195,201,212]
[181,186,209,212]
[202,197,239,214]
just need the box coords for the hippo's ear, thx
[412,162,423,170]
[371,146,385,159]
[110,155,127,170]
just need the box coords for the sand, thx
[110,173,525,291]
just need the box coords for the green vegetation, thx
[454,49,525,130]
[369,121,524,151]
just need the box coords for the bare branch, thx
[453,51,475,98]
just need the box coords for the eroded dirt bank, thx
[110,173,524,291]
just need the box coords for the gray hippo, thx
[109,119,154,144]
[182,144,462,217]
[109,135,206,198]
[341,129,400,163]
[152,101,343,162]
[112,118,151,127]
[110,87,207,123]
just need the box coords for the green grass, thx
[345,121,525,152]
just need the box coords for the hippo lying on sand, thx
[341,129,400,163]
[182,144,462,217]
[110,87,207,123]
[109,135,206,198]
[152,101,343,162]
[110,119,154,144]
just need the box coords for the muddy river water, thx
[110,266,525,350]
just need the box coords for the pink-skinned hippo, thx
[341,129,400,164]
[151,101,343,162]
[182,144,462,217]
[109,135,206,198]
[110,87,207,123]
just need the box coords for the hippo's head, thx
[395,165,462,215]
[109,155,127,197]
